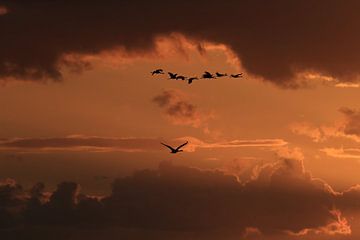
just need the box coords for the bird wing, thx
[176,141,188,150]
[205,71,211,75]
[168,72,176,78]
[161,142,176,151]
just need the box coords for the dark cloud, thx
[153,89,212,128]
[339,107,360,138]
[0,179,26,228]
[2,1,360,86]
[2,158,360,239]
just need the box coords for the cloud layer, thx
[3,1,360,86]
[2,157,360,239]
[0,135,286,153]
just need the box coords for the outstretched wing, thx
[176,141,188,150]
[161,142,175,151]
[204,71,211,75]
[168,72,177,78]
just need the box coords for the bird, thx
[230,73,243,78]
[215,72,227,77]
[168,72,178,79]
[202,71,216,79]
[161,141,188,154]
[188,77,198,84]
[151,69,164,75]
[176,75,186,80]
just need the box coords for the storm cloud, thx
[2,1,360,87]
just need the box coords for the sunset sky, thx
[3,1,360,239]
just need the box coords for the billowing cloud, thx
[3,157,360,238]
[3,1,360,87]
[289,122,327,143]
[290,108,360,143]
[153,89,213,128]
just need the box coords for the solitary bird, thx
[176,75,186,80]
[230,73,243,78]
[202,71,216,79]
[161,141,188,154]
[151,69,164,75]
[168,72,178,79]
[188,77,198,84]
[215,72,227,77]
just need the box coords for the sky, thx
[3,1,360,239]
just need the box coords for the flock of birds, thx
[151,69,243,84]
[153,68,242,153]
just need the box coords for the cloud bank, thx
[3,1,360,87]
[2,157,360,239]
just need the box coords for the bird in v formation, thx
[152,69,243,84]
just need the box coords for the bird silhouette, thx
[176,75,186,80]
[188,77,198,84]
[202,71,216,79]
[151,69,164,75]
[230,73,243,78]
[215,72,227,77]
[161,141,188,153]
[168,72,178,79]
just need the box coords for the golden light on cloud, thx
[320,148,360,159]
[175,136,288,152]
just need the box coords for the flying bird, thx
[161,141,188,154]
[188,77,198,84]
[215,72,227,77]
[230,73,243,78]
[168,72,178,79]
[176,75,186,80]
[202,71,216,79]
[151,69,164,75]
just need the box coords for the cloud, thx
[0,178,27,228]
[338,107,360,140]
[0,135,163,153]
[3,157,360,238]
[0,135,287,153]
[290,108,360,143]
[289,122,328,142]
[320,147,360,159]
[153,89,213,129]
[335,83,360,88]
[175,136,288,152]
[2,1,360,87]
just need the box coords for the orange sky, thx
[4,2,360,239]
[1,35,360,193]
